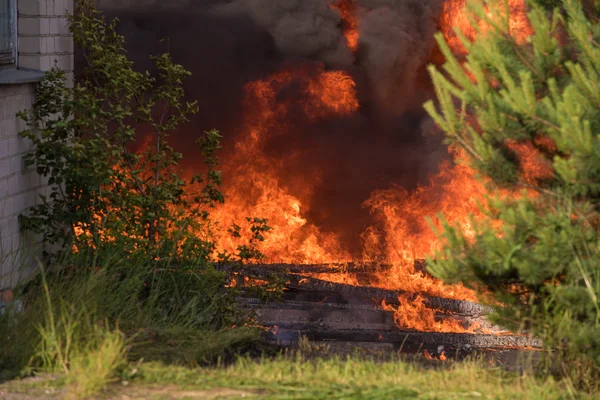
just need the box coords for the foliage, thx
[0,247,264,387]
[2,0,276,391]
[425,0,600,386]
[18,0,225,268]
[128,355,590,400]
[5,354,594,399]
[34,273,128,399]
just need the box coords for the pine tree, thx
[425,0,600,380]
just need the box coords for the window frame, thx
[0,0,18,67]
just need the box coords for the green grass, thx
[0,246,597,399]
[127,326,265,365]
[0,248,264,397]
[136,357,578,399]
[4,354,593,400]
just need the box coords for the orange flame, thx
[423,350,448,360]
[210,66,356,264]
[194,0,539,335]
[330,0,360,52]
[384,294,480,333]
[363,151,485,302]
[440,0,532,56]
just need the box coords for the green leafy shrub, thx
[0,0,277,384]
[18,0,222,266]
[425,0,600,387]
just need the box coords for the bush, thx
[425,0,600,387]
[1,0,274,388]
[18,0,221,265]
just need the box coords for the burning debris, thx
[93,0,536,338]
[232,263,543,356]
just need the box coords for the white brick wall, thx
[0,0,74,289]
[18,0,74,82]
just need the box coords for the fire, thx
[506,140,554,184]
[69,0,540,337]
[312,272,360,286]
[194,0,538,334]
[209,66,356,264]
[423,349,448,360]
[440,0,533,55]
[363,150,485,302]
[330,0,360,52]
[383,294,480,333]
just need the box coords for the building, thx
[0,0,74,292]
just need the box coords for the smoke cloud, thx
[88,0,450,253]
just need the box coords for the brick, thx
[49,17,60,35]
[1,235,13,258]
[0,86,21,99]
[0,180,8,198]
[40,18,50,35]
[0,119,17,138]
[18,36,42,54]
[8,175,23,195]
[0,140,9,160]
[53,0,63,16]
[48,55,59,70]
[3,0,75,285]
[39,0,47,15]
[18,55,42,70]
[58,18,69,35]
[0,197,15,218]
[46,36,55,53]
[54,36,72,53]
[18,0,43,16]
[15,117,28,134]
[0,220,9,239]
[8,217,19,236]
[8,137,21,157]
[1,95,28,119]
[0,160,11,180]
[24,190,37,208]
[38,55,53,71]
[18,17,41,36]
[58,54,72,71]
[28,172,40,187]
[46,0,54,15]
[9,156,22,174]
[14,193,26,212]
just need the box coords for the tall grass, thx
[133,354,597,400]
[0,243,262,397]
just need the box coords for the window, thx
[0,0,17,66]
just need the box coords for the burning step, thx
[218,262,491,316]
[241,296,540,349]
[240,296,499,334]
[226,263,542,356]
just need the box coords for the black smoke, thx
[90,0,450,254]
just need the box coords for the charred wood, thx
[217,263,491,316]
[264,328,542,349]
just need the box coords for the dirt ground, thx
[0,376,259,399]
